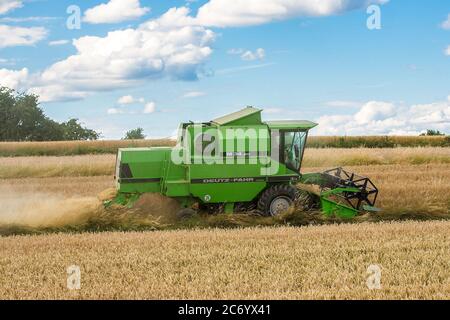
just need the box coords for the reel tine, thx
[321,168,379,211]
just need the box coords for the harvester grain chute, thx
[109,107,379,219]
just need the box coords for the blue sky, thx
[0,0,449,138]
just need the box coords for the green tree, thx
[123,128,145,140]
[60,119,100,141]
[0,87,100,141]
[420,130,445,136]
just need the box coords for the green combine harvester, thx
[112,107,379,219]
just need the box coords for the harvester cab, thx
[112,107,379,218]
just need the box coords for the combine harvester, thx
[110,107,379,219]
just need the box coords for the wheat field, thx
[0,147,448,179]
[0,136,447,157]
[0,147,448,220]
[0,146,449,299]
[1,221,449,300]
[0,148,448,233]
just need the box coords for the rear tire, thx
[258,184,297,216]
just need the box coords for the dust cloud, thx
[0,186,181,231]
[0,188,101,228]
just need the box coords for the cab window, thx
[283,131,307,172]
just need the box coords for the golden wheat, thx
[303,147,450,167]
[0,139,174,156]
[0,147,448,300]
[0,176,112,197]
[0,136,447,157]
[307,135,448,148]
[0,155,115,178]
[0,148,447,233]
[0,147,448,179]
[304,164,450,216]
[1,221,449,299]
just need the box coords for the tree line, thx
[0,87,100,141]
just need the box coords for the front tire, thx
[258,184,297,216]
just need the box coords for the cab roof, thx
[212,106,261,126]
[211,107,317,130]
[265,120,318,130]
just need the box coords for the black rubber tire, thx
[176,208,197,220]
[257,184,297,216]
[295,189,320,211]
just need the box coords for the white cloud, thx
[8,7,214,102]
[49,39,69,46]
[28,84,89,102]
[315,114,353,135]
[1,2,390,103]
[0,24,47,48]
[442,14,450,30]
[107,101,156,115]
[0,67,28,90]
[2,2,389,103]
[354,101,396,124]
[117,95,144,104]
[196,0,388,27]
[107,107,125,115]
[0,57,17,66]
[241,48,265,61]
[315,99,450,136]
[143,102,156,114]
[84,0,150,24]
[445,45,450,56]
[227,48,244,55]
[228,47,266,61]
[0,0,22,15]
[118,95,134,104]
[183,91,206,98]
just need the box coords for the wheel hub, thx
[269,197,292,216]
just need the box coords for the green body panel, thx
[189,162,267,203]
[118,182,160,194]
[266,120,318,130]
[320,198,358,219]
[319,188,360,219]
[116,151,292,203]
[115,107,306,205]
[299,172,328,185]
[116,147,170,193]
[113,106,374,218]
[185,124,270,159]
[299,174,361,218]
[212,107,262,126]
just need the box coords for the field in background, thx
[0,136,448,157]
[1,221,450,299]
[0,147,448,179]
[0,139,174,157]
